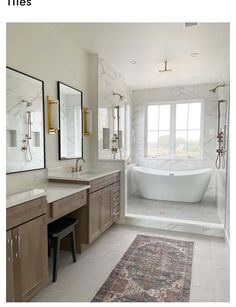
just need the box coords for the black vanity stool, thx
[48,217,78,282]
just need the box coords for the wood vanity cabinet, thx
[6,230,15,301]
[6,197,48,302]
[88,173,120,244]
[89,185,113,243]
[49,172,120,251]
[111,181,120,222]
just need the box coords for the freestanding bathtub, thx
[132,166,212,203]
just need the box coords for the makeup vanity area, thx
[6,69,121,302]
[6,170,120,302]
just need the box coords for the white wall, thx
[6,23,92,193]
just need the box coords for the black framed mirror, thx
[6,67,46,174]
[58,82,83,160]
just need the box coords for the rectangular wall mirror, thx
[6,67,45,174]
[58,82,83,159]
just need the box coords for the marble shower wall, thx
[98,57,132,159]
[130,83,219,200]
[216,85,230,224]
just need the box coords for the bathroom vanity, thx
[48,169,120,251]
[6,193,48,302]
[6,169,120,301]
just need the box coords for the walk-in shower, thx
[111,92,124,159]
[209,84,229,169]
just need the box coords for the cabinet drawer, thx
[89,173,120,193]
[112,182,120,193]
[112,205,120,222]
[7,197,47,230]
[112,191,120,207]
[50,190,87,219]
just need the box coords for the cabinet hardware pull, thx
[17,236,21,258]
[8,238,14,263]
[10,238,14,262]
[15,235,18,258]
[15,235,21,258]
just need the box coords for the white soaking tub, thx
[132,166,212,203]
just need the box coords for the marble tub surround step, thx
[125,214,224,238]
[6,183,90,208]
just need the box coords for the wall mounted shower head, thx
[20,99,32,107]
[113,92,123,99]
[209,84,226,93]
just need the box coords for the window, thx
[146,100,202,158]
[147,105,171,157]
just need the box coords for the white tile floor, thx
[127,194,221,224]
[32,224,230,302]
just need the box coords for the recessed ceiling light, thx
[130,60,138,64]
[190,52,199,57]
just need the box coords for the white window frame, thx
[144,99,204,160]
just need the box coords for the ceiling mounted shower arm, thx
[158,60,172,73]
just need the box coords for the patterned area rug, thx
[92,235,194,302]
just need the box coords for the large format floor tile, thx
[32,224,230,302]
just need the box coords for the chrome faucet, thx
[74,158,85,172]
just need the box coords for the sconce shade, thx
[47,96,59,134]
[83,107,92,137]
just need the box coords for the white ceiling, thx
[53,23,230,89]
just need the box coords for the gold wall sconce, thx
[83,107,92,137]
[47,96,59,134]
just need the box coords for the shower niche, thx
[6,67,45,174]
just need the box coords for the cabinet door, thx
[89,190,102,243]
[6,230,15,302]
[13,215,48,302]
[100,186,113,232]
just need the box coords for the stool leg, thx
[48,238,51,257]
[70,229,77,263]
[53,237,60,282]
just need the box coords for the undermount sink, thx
[47,168,120,182]
[72,170,102,175]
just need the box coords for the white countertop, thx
[39,182,90,203]
[47,169,120,182]
[7,189,47,209]
[6,182,90,209]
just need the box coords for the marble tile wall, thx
[98,57,132,160]
[130,83,220,200]
[6,72,45,173]
[216,85,230,224]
